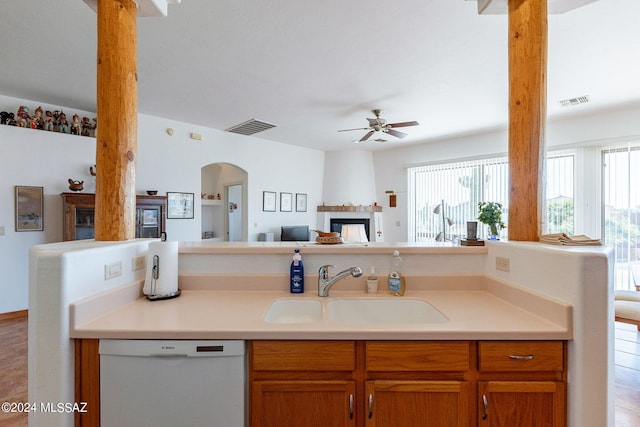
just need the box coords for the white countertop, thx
[70,275,572,341]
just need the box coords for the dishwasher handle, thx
[99,340,246,358]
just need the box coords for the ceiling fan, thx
[338,109,419,143]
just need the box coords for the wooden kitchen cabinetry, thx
[74,339,566,427]
[477,341,566,426]
[365,341,472,427]
[249,340,566,427]
[250,341,474,427]
[250,341,357,427]
[61,192,166,241]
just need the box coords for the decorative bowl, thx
[316,236,344,245]
[146,190,158,196]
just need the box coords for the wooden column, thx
[95,0,138,241]
[507,0,547,241]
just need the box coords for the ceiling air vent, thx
[558,96,589,107]
[225,119,277,136]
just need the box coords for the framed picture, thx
[296,193,307,212]
[280,192,292,212]
[263,191,276,212]
[167,192,194,219]
[15,186,44,231]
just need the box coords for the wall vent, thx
[225,119,277,136]
[558,95,589,107]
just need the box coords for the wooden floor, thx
[0,317,28,427]
[616,321,640,426]
[0,316,638,426]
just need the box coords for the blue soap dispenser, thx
[290,249,304,293]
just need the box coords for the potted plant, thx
[477,202,505,239]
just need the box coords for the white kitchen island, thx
[29,240,613,427]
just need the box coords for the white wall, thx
[4,93,640,313]
[0,94,325,313]
[322,150,376,206]
[373,102,640,243]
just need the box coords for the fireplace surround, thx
[316,205,383,242]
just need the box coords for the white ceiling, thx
[2,0,639,152]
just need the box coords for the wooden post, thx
[508,0,547,241]
[94,0,138,241]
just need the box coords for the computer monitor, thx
[281,225,310,241]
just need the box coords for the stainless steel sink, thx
[327,299,448,324]
[264,297,448,324]
[263,299,322,323]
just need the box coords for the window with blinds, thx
[407,153,575,242]
[408,157,509,242]
[602,144,640,290]
[546,153,575,234]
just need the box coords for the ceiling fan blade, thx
[338,127,370,132]
[387,120,419,128]
[359,131,375,142]
[385,128,408,139]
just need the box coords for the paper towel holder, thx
[146,233,182,301]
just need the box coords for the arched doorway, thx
[201,163,248,241]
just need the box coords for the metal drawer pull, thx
[482,394,488,420]
[349,394,354,420]
[509,354,535,360]
[368,393,374,419]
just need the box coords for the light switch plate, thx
[105,261,122,280]
[0,226,4,236]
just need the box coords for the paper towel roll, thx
[143,240,179,297]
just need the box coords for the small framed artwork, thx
[263,191,276,212]
[296,193,307,212]
[167,192,194,219]
[15,186,44,231]
[280,192,292,212]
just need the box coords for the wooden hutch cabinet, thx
[61,192,166,241]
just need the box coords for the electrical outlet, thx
[190,132,202,141]
[105,261,122,280]
[495,256,510,272]
[132,255,146,271]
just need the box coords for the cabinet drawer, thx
[251,340,356,371]
[366,341,470,372]
[478,341,564,372]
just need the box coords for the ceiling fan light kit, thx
[338,109,419,143]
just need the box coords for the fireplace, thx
[316,205,384,242]
[330,218,370,241]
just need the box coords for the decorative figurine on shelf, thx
[478,202,505,240]
[16,105,31,123]
[58,111,70,133]
[92,117,97,137]
[32,106,44,129]
[70,114,81,135]
[68,179,84,192]
[0,111,15,125]
[52,110,61,132]
[81,117,93,136]
[43,110,55,131]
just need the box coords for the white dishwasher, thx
[99,339,246,427]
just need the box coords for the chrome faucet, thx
[318,265,363,297]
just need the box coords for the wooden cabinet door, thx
[478,381,565,427]
[365,380,470,427]
[251,380,356,427]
